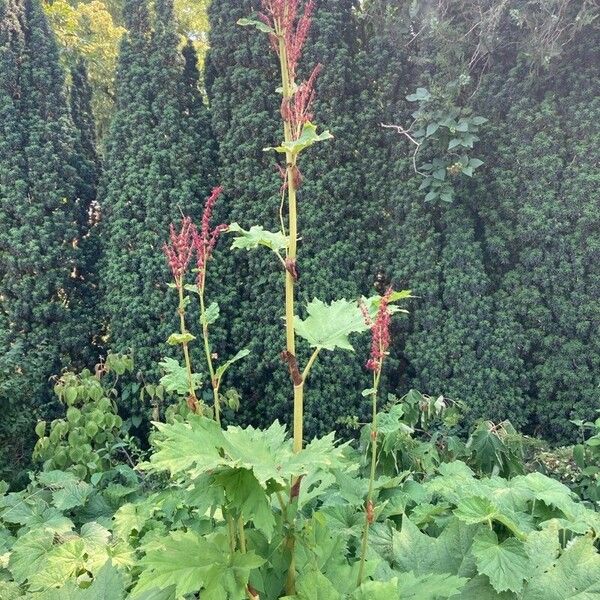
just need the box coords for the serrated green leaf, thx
[264,122,333,155]
[237,16,274,33]
[158,357,202,396]
[166,332,196,345]
[133,531,264,598]
[215,348,250,381]
[201,301,220,325]
[145,416,225,476]
[471,529,529,593]
[29,538,87,590]
[294,298,369,351]
[113,501,156,539]
[228,223,288,253]
[53,481,92,511]
[397,571,467,598]
[292,570,342,599]
[352,579,398,600]
[8,528,54,584]
[522,536,600,599]
[213,468,275,540]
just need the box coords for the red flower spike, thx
[163,216,196,284]
[260,0,319,138]
[193,186,227,287]
[366,287,393,373]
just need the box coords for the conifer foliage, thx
[0,0,95,479]
[99,0,217,378]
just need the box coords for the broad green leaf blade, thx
[133,531,211,597]
[158,357,202,396]
[282,569,341,600]
[294,298,369,351]
[471,529,529,593]
[201,301,220,325]
[8,528,54,584]
[228,223,288,253]
[213,468,275,540]
[145,416,225,476]
[264,122,333,155]
[166,332,196,345]
[397,571,467,598]
[29,538,87,590]
[215,348,250,381]
[133,531,263,599]
[522,536,600,600]
[237,16,274,33]
[352,579,398,600]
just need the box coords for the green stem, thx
[197,275,220,425]
[177,283,199,408]
[238,516,247,553]
[357,368,382,587]
[276,27,302,597]
[277,27,302,457]
[226,511,236,553]
[302,347,321,382]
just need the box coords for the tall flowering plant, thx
[235,1,411,593]
[358,287,393,585]
[153,2,411,596]
[163,187,248,422]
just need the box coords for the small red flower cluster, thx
[260,0,314,80]
[163,216,195,284]
[260,0,320,140]
[163,187,227,288]
[282,64,322,137]
[193,186,227,286]
[365,287,393,373]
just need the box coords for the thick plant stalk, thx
[197,271,221,425]
[277,36,303,455]
[357,369,381,586]
[277,33,301,596]
[177,284,199,410]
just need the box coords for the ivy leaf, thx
[237,16,274,33]
[294,298,369,351]
[264,122,333,156]
[166,332,196,345]
[215,348,250,381]
[201,301,220,325]
[228,223,288,253]
[471,529,529,593]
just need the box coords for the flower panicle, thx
[366,287,393,373]
[260,0,315,81]
[163,216,196,284]
[281,64,322,138]
[194,186,227,286]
